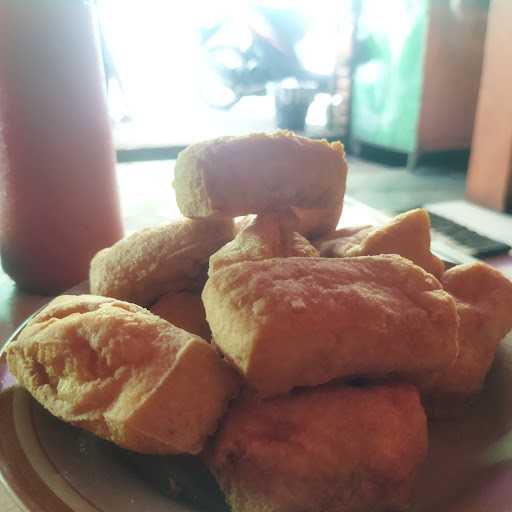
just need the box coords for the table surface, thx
[1,159,511,512]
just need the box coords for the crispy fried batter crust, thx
[89,217,234,306]
[203,255,459,397]
[173,131,347,218]
[7,295,239,454]
[207,383,428,512]
[290,203,344,239]
[150,290,211,340]
[422,262,512,417]
[314,209,444,278]
[314,225,373,257]
[209,211,318,276]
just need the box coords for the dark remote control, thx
[427,211,511,259]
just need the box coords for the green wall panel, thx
[351,0,428,153]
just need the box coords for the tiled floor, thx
[346,154,468,215]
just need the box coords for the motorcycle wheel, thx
[197,46,246,110]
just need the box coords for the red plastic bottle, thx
[0,0,124,294]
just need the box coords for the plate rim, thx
[0,281,101,512]
[0,380,81,512]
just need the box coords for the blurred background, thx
[98,0,488,166]
[98,0,353,152]
[96,0,499,212]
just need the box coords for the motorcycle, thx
[198,4,333,110]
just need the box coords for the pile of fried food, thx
[7,131,512,512]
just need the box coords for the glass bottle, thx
[0,0,124,294]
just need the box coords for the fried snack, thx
[314,209,444,278]
[290,203,344,239]
[314,225,373,256]
[89,217,234,306]
[150,290,211,340]
[421,262,512,417]
[238,204,343,241]
[207,383,428,512]
[202,255,459,397]
[7,295,239,455]
[209,211,318,275]
[173,131,347,218]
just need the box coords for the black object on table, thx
[427,211,511,259]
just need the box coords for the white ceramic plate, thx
[2,285,512,511]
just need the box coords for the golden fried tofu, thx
[421,262,512,417]
[202,255,459,397]
[209,211,318,275]
[7,295,239,455]
[173,131,347,218]
[290,203,344,239]
[314,225,372,256]
[150,290,211,340]
[207,383,428,512]
[90,217,234,306]
[237,204,343,241]
[314,209,444,278]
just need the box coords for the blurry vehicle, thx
[198,4,332,110]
